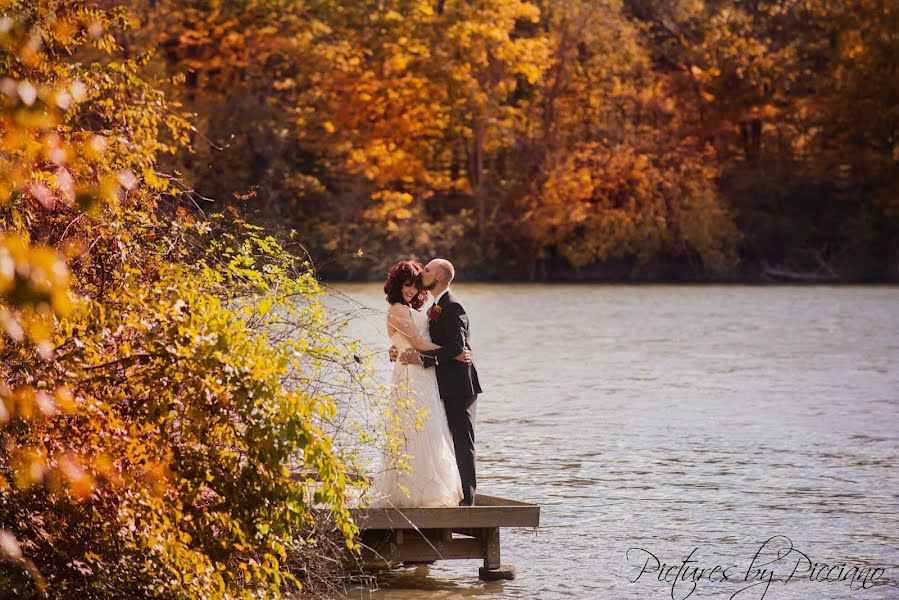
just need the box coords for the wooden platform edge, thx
[349,493,540,530]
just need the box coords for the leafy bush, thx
[1,2,360,597]
[3,222,358,598]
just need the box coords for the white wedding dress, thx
[369,305,463,508]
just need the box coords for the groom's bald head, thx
[422,258,454,291]
[430,258,455,284]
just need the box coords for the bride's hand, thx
[399,348,422,365]
[454,349,472,363]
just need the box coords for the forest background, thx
[136,0,897,282]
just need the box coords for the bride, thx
[369,260,466,508]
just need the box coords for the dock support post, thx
[478,527,516,581]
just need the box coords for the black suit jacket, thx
[421,290,482,401]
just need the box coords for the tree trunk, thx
[740,118,762,165]
[469,120,486,260]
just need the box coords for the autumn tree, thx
[625,0,899,278]
[503,0,738,277]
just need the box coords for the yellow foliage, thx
[1,3,362,597]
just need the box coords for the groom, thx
[393,258,481,506]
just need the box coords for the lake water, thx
[324,284,899,600]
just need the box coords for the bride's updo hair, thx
[384,260,428,309]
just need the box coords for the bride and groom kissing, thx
[370,258,481,508]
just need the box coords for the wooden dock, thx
[349,494,540,580]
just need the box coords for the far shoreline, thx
[316,260,898,285]
[323,278,899,286]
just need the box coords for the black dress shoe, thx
[458,499,475,507]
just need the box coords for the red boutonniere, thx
[427,304,443,322]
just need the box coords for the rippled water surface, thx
[326,284,899,600]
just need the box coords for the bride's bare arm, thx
[387,304,440,351]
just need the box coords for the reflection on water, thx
[326,285,899,600]
[352,565,508,599]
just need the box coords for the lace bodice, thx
[389,305,431,352]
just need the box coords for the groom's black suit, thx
[421,290,481,505]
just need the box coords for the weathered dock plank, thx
[348,493,539,581]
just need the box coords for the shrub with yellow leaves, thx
[1,2,361,597]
